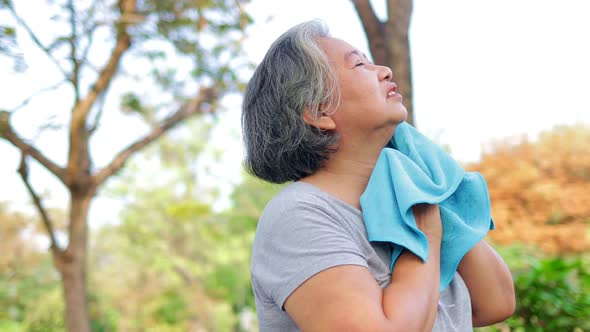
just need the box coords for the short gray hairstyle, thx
[241,20,340,184]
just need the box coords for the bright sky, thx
[1,0,590,224]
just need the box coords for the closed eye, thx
[354,62,365,68]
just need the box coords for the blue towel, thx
[360,121,494,291]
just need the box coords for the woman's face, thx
[318,37,407,143]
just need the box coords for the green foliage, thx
[21,287,64,332]
[0,321,23,332]
[0,260,59,322]
[478,245,590,332]
[210,302,238,332]
[88,293,119,332]
[0,21,25,71]
[0,204,61,329]
[129,0,253,112]
[155,290,187,325]
[507,255,590,331]
[120,92,143,114]
[204,174,284,313]
[0,201,120,332]
[3,282,120,332]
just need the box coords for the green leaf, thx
[120,92,143,114]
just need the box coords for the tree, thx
[467,125,590,254]
[0,0,252,330]
[352,0,415,125]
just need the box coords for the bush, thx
[479,245,590,331]
[507,254,590,331]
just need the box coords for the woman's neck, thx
[301,150,381,210]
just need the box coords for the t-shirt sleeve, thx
[251,203,368,310]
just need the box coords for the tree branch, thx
[71,0,135,124]
[93,86,219,187]
[0,111,67,183]
[87,91,107,135]
[387,0,413,34]
[351,0,387,65]
[17,154,64,256]
[78,0,101,68]
[79,22,99,70]
[9,80,66,112]
[7,3,69,79]
[67,0,136,182]
[67,0,81,101]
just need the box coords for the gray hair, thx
[241,20,340,184]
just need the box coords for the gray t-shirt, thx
[251,181,473,331]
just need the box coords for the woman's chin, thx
[393,105,408,123]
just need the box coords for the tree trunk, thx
[353,0,415,125]
[62,261,91,332]
[58,193,92,332]
[385,0,414,125]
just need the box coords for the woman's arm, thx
[457,240,516,327]
[284,204,442,332]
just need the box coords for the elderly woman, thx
[242,20,515,331]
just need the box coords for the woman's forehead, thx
[317,37,362,62]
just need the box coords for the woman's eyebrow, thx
[344,50,372,63]
[345,50,365,61]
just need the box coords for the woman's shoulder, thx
[259,181,361,229]
[251,182,371,308]
[252,181,368,269]
[258,182,333,229]
[265,181,321,206]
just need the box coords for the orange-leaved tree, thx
[467,125,590,254]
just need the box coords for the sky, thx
[1,0,589,225]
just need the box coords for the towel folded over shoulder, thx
[360,121,494,291]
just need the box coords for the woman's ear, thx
[302,107,336,130]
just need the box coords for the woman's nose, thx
[377,65,393,82]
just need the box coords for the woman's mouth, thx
[386,83,401,98]
[387,90,402,98]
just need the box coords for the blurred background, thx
[0,0,589,331]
